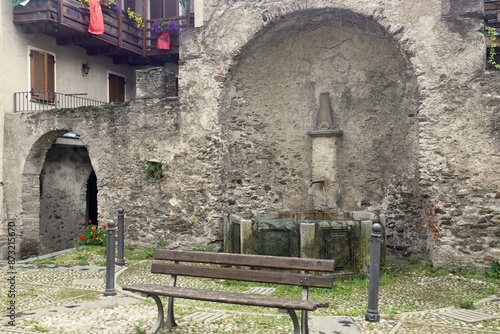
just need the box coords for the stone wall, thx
[177,0,499,268]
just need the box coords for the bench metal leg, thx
[166,296,178,328]
[301,310,309,334]
[282,309,300,334]
[148,295,165,334]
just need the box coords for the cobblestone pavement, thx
[1,262,499,334]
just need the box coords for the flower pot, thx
[157,32,171,50]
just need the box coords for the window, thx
[124,0,137,13]
[149,0,180,19]
[30,49,55,103]
[109,73,125,103]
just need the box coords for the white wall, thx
[1,1,136,113]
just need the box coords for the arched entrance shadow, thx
[86,170,98,225]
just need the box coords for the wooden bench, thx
[123,250,335,334]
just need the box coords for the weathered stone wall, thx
[3,94,225,255]
[39,143,92,254]
[177,0,499,268]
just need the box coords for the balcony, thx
[13,0,192,66]
[14,91,107,112]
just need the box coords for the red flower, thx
[92,234,97,239]
[88,219,92,224]
[91,226,97,231]
[100,221,107,227]
[79,235,85,240]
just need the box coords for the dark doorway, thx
[86,170,98,225]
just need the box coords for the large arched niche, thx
[220,8,420,213]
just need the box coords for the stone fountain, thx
[223,93,384,275]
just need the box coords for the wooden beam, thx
[56,35,92,46]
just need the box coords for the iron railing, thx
[14,91,107,112]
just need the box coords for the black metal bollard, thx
[116,208,125,266]
[104,219,117,296]
[365,222,382,322]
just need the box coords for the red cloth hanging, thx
[157,32,171,50]
[88,0,104,35]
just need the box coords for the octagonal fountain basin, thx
[223,211,383,276]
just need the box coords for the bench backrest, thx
[152,250,335,288]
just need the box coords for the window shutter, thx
[31,50,45,99]
[30,50,55,102]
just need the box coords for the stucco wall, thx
[0,1,136,113]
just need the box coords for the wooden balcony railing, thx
[13,0,193,65]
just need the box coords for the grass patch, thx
[53,289,99,301]
[458,299,475,309]
[25,244,161,267]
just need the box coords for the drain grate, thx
[440,309,497,323]
[182,312,229,323]
[244,287,276,295]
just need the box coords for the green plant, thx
[458,299,475,309]
[142,160,163,180]
[192,243,214,252]
[127,7,144,28]
[157,237,165,248]
[33,324,49,332]
[484,260,500,279]
[408,254,419,265]
[486,26,500,69]
[76,220,107,246]
[133,324,146,334]
[75,253,89,265]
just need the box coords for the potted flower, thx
[76,219,107,246]
[151,19,180,50]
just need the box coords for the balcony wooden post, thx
[58,0,63,25]
[117,9,123,47]
[142,0,147,57]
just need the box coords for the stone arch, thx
[21,130,66,257]
[219,7,420,213]
[21,129,96,257]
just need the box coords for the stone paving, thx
[0,262,499,334]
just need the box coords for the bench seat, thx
[124,283,329,310]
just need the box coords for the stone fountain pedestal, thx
[307,92,343,209]
[224,211,385,276]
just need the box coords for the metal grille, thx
[440,309,497,323]
[14,91,107,112]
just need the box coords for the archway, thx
[22,131,96,257]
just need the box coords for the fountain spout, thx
[310,180,325,188]
[307,180,325,211]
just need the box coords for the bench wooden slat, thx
[154,250,335,272]
[123,284,329,311]
[151,263,334,288]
